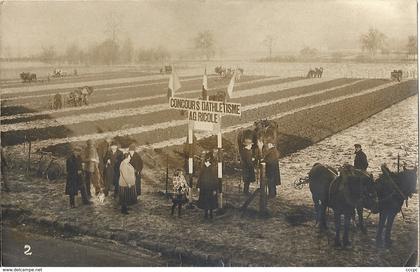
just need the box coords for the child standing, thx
[171,169,189,217]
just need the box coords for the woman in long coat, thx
[104,142,124,197]
[197,152,218,219]
[119,153,137,214]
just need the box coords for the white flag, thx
[226,71,236,99]
[168,67,181,99]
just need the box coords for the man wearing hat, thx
[354,144,368,171]
[104,141,124,197]
[263,136,281,199]
[240,137,256,195]
[66,146,91,207]
[128,143,143,197]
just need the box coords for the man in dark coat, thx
[240,138,256,195]
[104,141,124,197]
[97,138,111,192]
[128,143,143,197]
[197,152,218,219]
[263,140,281,198]
[354,144,368,171]
[66,147,90,208]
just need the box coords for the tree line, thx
[38,38,172,65]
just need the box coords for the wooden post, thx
[165,154,169,196]
[26,140,31,176]
[217,130,223,209]
[259,162,267,213]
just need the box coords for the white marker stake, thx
[217,130,223,208]
[188,123,193,174]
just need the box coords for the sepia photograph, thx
[0,0,418,268]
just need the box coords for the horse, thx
[20,72,37,82]
[51,93,64,110]
[329,164,378,247]
[308,163,338,231]
[309,163,378,247]
[208,91,226,102]
[306,69,316,78]
[67,86,94,106]
[374,164,417,248]
[315,67,323,78]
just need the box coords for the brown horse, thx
[375,164,417,248]
[309,163,379,247]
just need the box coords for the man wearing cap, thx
[240,138,256,195]
[104,141,124,197]
[354,144,368,171]
[263,137,281,199]
[128,143,143,197]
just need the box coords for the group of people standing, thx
[65,139,143,214]
[240,136,281,198]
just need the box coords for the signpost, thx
[169,97,241,209]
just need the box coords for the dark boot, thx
[243,182,250,195]
[204,210,209,219]
[171,203,176,216]
[178,204,182,217]
[69,195,75,208]
[209,209,213,219]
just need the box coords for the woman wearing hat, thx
[128,143,143,197]
[240,138,256,195]
[197,152,218,219]
[104,141,124,197]
[119,153,137,214]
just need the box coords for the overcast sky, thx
[0,0,417,57]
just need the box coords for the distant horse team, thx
[20,72,37,82]
[307,67,323,78]
[50,86,94,110]
[214,66,244,80]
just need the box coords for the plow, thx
[293,176,310,190]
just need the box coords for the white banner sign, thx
[169,97,241,116]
